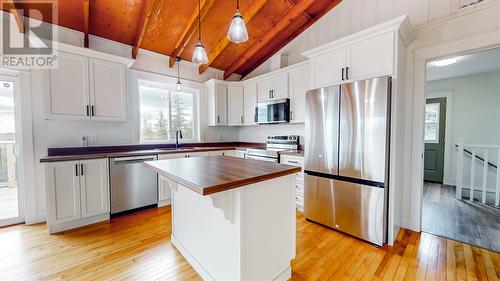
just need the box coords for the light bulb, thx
[192,42,209,64]
[176,81,182,91]
[227,11,248,44]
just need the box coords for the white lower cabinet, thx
[45,158,109,233]
[280,155,304,211]
[234,150,246,159]
[209,150,235,157]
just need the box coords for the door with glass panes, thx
[424,97,447,183]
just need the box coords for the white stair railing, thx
[456,142,500,206]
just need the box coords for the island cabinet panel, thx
[45,159,110,234]
[170,175,296,281]
[227,86,244,126]
[158,175,173,205]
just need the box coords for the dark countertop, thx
[144,156,301,196]
[40,142,265,163]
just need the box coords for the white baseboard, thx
[273,266,292,281]
[49,213,109,234]
[25,211,47,225]
[158,199,171,207]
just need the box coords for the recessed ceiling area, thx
[426,47,500,81]
[2,0,341,79]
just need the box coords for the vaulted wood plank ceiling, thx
[3,0,341,79]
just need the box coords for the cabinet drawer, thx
[281,156,304,167]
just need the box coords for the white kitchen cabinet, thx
[280,155,304,211]
[47,52,90,119]
[206,80,228,126]
[347,32,394,81]
[310,47,346,88]
[305,31,395,89]
[288,64,310,123]
[80,159,110,218]
[89,58,127,121]
[234,150,246,159]
[243,82,257,126]
[158,175,174,206]
[45,158,110,233]
[227,86,244,126]
[257,73,288,101]
[209,150,235,157]
[159,151,210,160]
[45,51,128,121]
[46,161,81,224]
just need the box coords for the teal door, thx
[424,97,446,183]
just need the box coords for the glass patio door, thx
[0,75,23,226]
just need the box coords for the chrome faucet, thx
[175,129,183,149]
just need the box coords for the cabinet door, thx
[272,73,289,99]
[243,82,257,126]
[234,150,246,159]
[289,65,310,123]
[347,32,394,81]
[47,52,90,119]
[215,84,228,125]
[209,150,235,157]
[227,86,244,126]
[311,47,346,88]
[45,161,81,224]
[185,152,210,158]
[159,153,186,160]
[257,77,273,102]
[90,59,127,121]
[80,159,110,218]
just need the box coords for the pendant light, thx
[175,56,182,91]
[192,0,209,64]
[227,0,249,43]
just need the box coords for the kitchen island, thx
[144,156,301,281]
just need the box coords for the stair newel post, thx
[456,141,464,199]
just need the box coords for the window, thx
[139,82,198,142]
[425,103,440,143]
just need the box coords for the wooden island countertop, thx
[144,156,301,196]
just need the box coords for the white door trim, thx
[409,29,500,231]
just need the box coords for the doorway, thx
[421,47,500,252]
[0,76,23,226]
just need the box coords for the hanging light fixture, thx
[175,56,182,91]
[192,0,209,64]
[227,0,249,44]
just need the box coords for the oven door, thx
[255,98,290,124]
[245,154,278,163]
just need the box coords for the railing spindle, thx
[470,149,476,202]
[456,142,464,199]
[482,149,488,204]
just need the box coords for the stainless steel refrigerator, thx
[304,76,391,246]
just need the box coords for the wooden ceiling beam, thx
[83,0,89,47]
[198,0,268,75]
[7,0,25,33]
[285,0,312,20]
[168,0,216,67]
[132,0,160,59]
[224,0,341,80]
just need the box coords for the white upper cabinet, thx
[79,159,110,218]
[89,59,127,121]
[257,72,288,101]
[347,32,394,81]
[207,80,228,126]
[288,64,310,123]
[227,86,244,126]
[310,48,346,88]
[44,50,129,121]
[47,52,90,119]
[243,82,257,126]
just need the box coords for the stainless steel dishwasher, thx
[109,155,158,214]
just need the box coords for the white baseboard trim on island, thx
[157,199,171,207]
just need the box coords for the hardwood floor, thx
[0,206,499,281]
[422,182,500,252]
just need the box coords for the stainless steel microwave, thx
[255,98,290,124]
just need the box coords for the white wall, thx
[426,70,500,192]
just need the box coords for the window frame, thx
[424,102,440,144]
[138,79,200,144]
